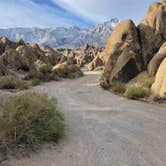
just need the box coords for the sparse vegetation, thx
[0,93,65,151]
[127,71,154,89]
[25,63,60,83]
[111,81,126,94]
[124,85,148,99]
[53,63,83,79]
[0,75,29,90]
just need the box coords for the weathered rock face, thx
[103,19,143,85]
[151,58,166,98]
[39,44,62,65]
[137,1,166,65]
[148,42,166,76]
[76,45,102,67]
[0,37,25,55]
[88,52,104,71]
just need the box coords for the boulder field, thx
[101,0,166,98]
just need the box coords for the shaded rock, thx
[151,58,166,98]
[103,19,143,86]
[148,42,166,76]
[137,1,166,65]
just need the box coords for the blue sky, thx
[0,0,158,28]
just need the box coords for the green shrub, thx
[111,81,126,94]
[31,79,41,86]
[53,64,83,79]
[0,75,29,90]
[124,85,147,99]
[0,93,64,150]
[25,62,60,83]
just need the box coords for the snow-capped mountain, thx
[0,18,119,48]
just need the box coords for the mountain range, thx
[0,18,119,48]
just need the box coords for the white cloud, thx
[0,0,83,28]
[53,0,158,24]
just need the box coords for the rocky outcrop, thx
[88,52,104,71]
[137,1,166,65]
[39,44,62,65]
[151,58,166,98]
[16,45,38,66]
[103,19,143,86]
[76,45,102,67]
[148,42,166,76]
[1,48,29,71]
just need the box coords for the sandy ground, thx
[8,71,166,166]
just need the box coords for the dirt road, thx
[10,71,166,166]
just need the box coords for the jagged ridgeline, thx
[0,19,119,49]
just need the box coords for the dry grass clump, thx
[111,81,126,94]
[53,63,83,79]
[124,85,148,99]
[0,93,64,151]
[0,75,29,90]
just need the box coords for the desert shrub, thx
[53,64,83,79]
[127,71,154,89]
[124,85,148,99]
[0,75,29,90]
[0,93,64,150]
[34,60,52,74]
[111,81,126,94]
[25,66,60,82]
[31,79,41,86]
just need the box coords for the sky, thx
[0,0,159,28]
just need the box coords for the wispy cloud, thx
[0,0,159,28]
[54,0,158,24]
[0,0,93,28]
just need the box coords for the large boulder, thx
[148,42,166,76]
[103,19,143,86]
[137,1,166,65]
[151,58,166,98]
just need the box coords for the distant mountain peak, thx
[0,18,119,48]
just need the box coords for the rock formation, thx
[88,52,104,71]
[101,0,166,95]
[151,58,166,98]
[138,1,166,65]
[148,42,166,76]
[103,19,143,86]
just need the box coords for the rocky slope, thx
[0,19,119,49]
